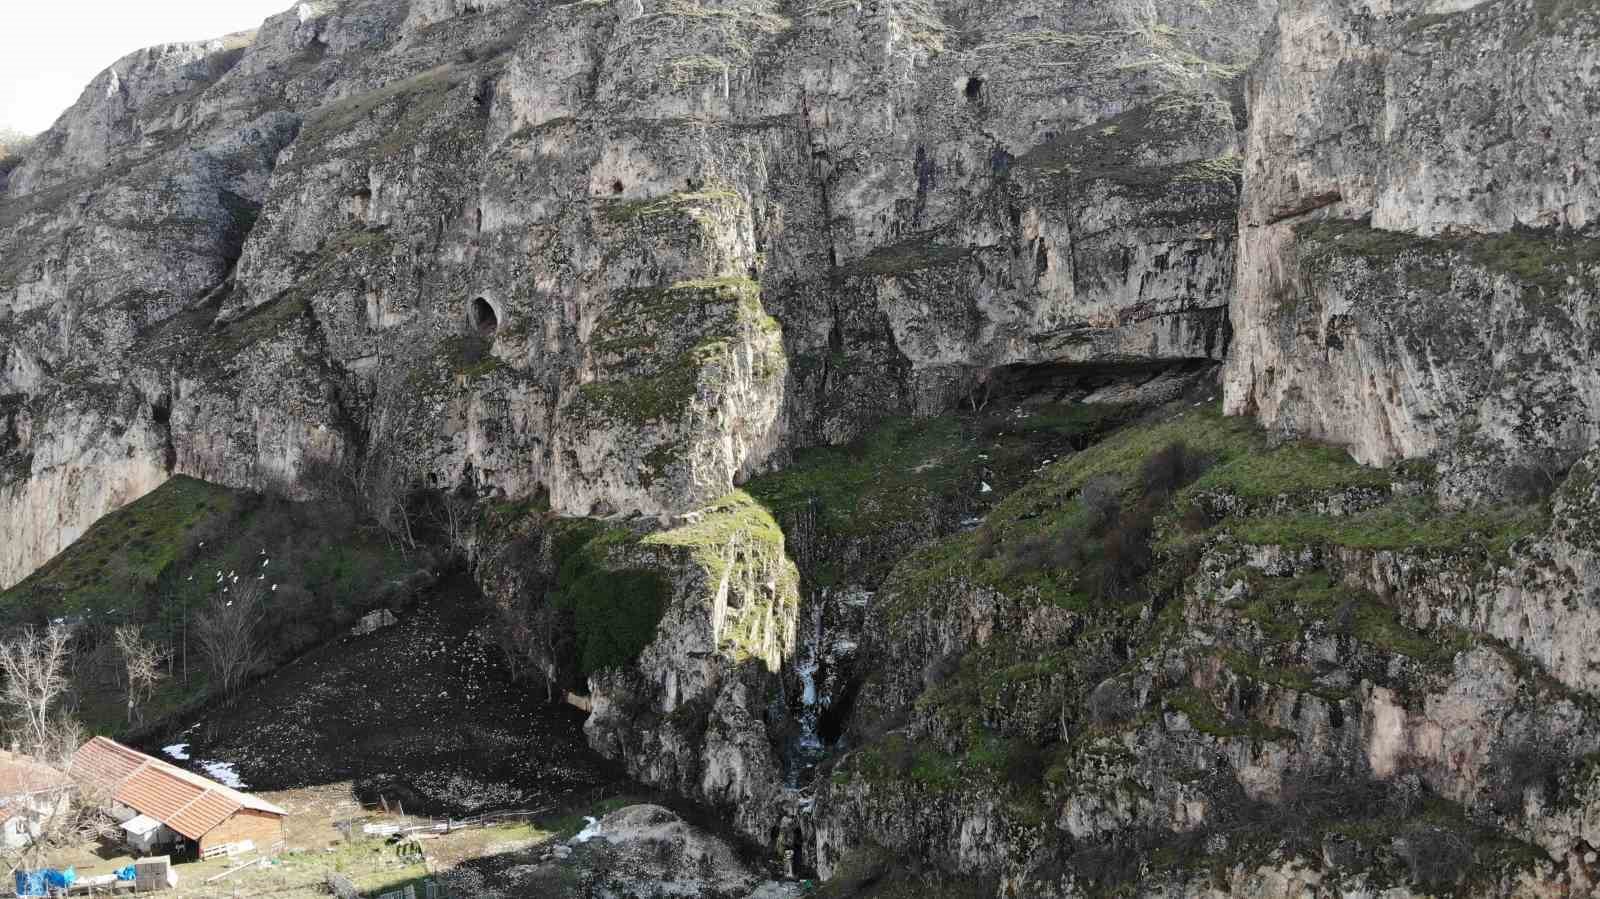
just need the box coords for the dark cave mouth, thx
[469,297,499,338]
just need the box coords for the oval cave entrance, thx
[469,297,499,338]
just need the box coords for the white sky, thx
[0,0,293,135]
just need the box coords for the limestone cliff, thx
[1222,0,1600,502]
[1,0,1269,588]
[8,0,1600,896]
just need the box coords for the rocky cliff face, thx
[1222,0,1600,502]
[1,0,1270,588]
[9,0,1600,896]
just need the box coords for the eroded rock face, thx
[2,0,1273,586]
[1222,0,1600,501]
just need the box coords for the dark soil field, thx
[142,569,624,817]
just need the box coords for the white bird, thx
[198,542,205,548]
[262,559,269,568]
[186,576,193,581]
[271,585,278,592]
[258,574,265,580]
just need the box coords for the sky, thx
[0,0,293,136]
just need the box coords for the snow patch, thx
[165,744,247,789]
[199,760,247,790]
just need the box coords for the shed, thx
[68,737,286,857]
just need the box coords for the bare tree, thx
[429,487,476,558]
[113,626,169,726]
[0,626,72,756]
[0,738,117,877]
[196,583,268,699]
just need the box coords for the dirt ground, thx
[141,571,622,816]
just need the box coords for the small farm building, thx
[68,737,286,857]
[0,751,72,848]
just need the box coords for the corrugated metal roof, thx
[68,737,284,841]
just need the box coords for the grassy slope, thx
[0,475,417,735]
[829,401,1554,890]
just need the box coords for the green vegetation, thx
[1233,496,1543,559]
[1,476,414,629]
[442,334,503,378]
[571,277,779,427]
[1185,438,1389,499]
[1163,687,1295,741]
[0,476,418,737]
[743,403,1131,587]
[547,522,667,678]
[1236,571,1475,674]
[643,490,799,662]
[840,237,975,277]
[745,416,973,537]
[1298,219,1600,299]
[2,477,239,612]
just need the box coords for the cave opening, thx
[964,76,984,101]
[611,179,624,195]
[349,187,372,223]
[469,297,499,338]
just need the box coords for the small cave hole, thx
[964,76,984,102]
[348,188,372,223]
[611,179,624,195]
[475,207,483,234]
[469,297,500,338]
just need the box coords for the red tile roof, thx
[68,737,284,841]
[0,751,72,804]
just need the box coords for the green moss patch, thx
[2,476,238,612]
[570,277,779,427]
[1235,571,1475,674]
[1232,496,1543,558]
[1298,220,1600,299]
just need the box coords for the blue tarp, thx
[13,870,45,897]
[14,868,72,896]
[114,865,136,881]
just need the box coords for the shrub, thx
[1004,534,1053,578]
[1395,824,1472,886]
[564,569,667,677]
[973,526,999,560]
[1078,476,1122,534]
[1089,504,1155,601]
[1140,440,1209,497]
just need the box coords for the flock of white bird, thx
[179,542,279,603]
